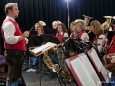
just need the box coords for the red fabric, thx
[2,18,26,51]
[93,36,98,44]
[107,36,115,54]
[93,34,106,44]
[77,30,86,39]
[57,32,64,43]
[71,33,77,39]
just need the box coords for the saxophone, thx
[43,51,55,70]
[54,46,73,83]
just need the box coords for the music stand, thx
[29,42,57,86]
[65,53,102,86]
[88,47,110,83]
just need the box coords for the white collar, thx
[59,32,64,35]
[6,16,15,22]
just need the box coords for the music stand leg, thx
[39,56,42,86]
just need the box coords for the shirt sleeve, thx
[2,22,20,44]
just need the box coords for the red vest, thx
[71,32,77,39]
[57,32,65,43]
[2,18,26,51]
[107,36,115,54]
[77,30,86,39]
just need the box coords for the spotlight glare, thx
[65,0,70,2]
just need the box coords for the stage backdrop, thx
[0,0,115,31]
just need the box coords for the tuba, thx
[101,16,113,31]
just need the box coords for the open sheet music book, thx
[29,42,57,57]
[88,47,110,83]
[31,43,50,54]
[65,53,101,86]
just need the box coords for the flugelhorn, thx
[102,16,113,31]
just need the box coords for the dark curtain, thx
[0,0,115,31]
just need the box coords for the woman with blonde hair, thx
[90,20,107,53]
[74,19,89,42]
[70,21,78,39]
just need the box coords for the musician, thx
[107,20,115,44]
[52,21,58,29]
[56,22,68,43]
[74,19,89,42]
[70,21,78,39]
[28,22,58,72]
[105,36,115,85]
[90,20,107,53]
[27,22,44,72]
[1,3,29,86]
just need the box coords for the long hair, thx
[57,23,67,33]
[90,20,104,36]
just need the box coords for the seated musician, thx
[27,21,45,72]
[90,20,107,53]
[105,35,115,70]
[107,20,115,44]
[105,36,115,85]
[70,21,78,39]
[27,21,59,72]
[56,22,69,44]
[51,21,58,35]
[74,19,89,42]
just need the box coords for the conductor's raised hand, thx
[22,31,30,38]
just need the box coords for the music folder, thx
[29,42,57,57]
[88,47,110,83]
[65,53,102,86]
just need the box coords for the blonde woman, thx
[74,19,89,42]
[70,21,78,39]
[90,20,107,53]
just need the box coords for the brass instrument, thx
[83,15,93,30]
[43,51,55,70]
[102,16,113,31]
[29,42,58,70]
[53,46,73,83]
[29,42,73,83]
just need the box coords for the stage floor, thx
[22,71,60,86]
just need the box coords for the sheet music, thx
[70,56,97,86]
[89,48,102,71]
[31,43,50,53]
[88,48,110,83]
[79,54,101,85]
[100,66,110,83]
